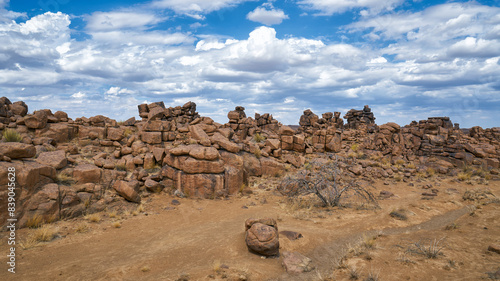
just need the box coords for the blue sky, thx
[1,0,499,127]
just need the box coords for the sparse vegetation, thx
[457,172,472,181]
[278,155,378,208]
[253,132,266,143]
[85,213,101,223]
[362,234,377,249]
[348,265,361,280]
[253,148,262,159]
[57,172,75,185]
[112,221,121,228]
[3,128,22,142]
[426,167,435,177]
[409,237,446,259]
[25,213,44,228]
[141,266,151,272]
[75,222,89,233]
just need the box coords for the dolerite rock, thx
[245,218,279,256]
[36,150,67,169]
[113,180,141,203]
[73,164,101,183]
[0,142,36,159]
[281,251,315,274]
[24,110,48,129]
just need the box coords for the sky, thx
[1,0,499,128]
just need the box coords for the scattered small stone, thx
[488,245,500,254]
[423,184,433,189]
[379,190,394,199]
[446,188,460,194]
[422,192,437,196]
[174,190,186,198]
[260,198,267,204]
[279,231,303,241]
[383,181,390,185]
[164,206,176,211]
[431,188,439,194]
[171,199,181,206]
[408,182,415,187]
[241,206,248,209]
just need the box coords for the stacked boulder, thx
[343,105,375,129]
[254,112,280,133]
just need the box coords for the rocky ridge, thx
[0,96,498,228]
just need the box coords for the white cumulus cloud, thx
[246,4,289,25]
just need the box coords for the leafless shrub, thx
[278,155,378,208]
[409,237,446,259]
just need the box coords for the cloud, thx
[0,3,499,128]
[246,4,289,25]
[298,0,403,15]
[85,11,165,31]
[150,0,253,19]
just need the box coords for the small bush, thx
[31,225,59,242]
[457,172,472,181]
[253,133,266,143]
[351,143,359,152]
[253,148,262,159]
[426,167,435,177]
[123,128,133,138]
[57,173,75,185]
[85,213,101,223]
[112,221,121,228]
[75,222,89,233]
[348,265,361,280]
[362,234,377,249]
[410,237,445,259]
[108,211,118,218]
[395,159,405,165]
[141,266,151,272]
[25,214,44,229]
[2,128,22,142]
[445,222,459,230]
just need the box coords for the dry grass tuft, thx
[112,221,121,228]
[25,213,44,229]
[31,225,59,242]
[85,213,101,223]
[2,128,22,142]
[141,266,151,272]
[75,222,89,233]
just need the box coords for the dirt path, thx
[1,179,497,281]
[277,206,472,280]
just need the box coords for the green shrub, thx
[2,129,22,142]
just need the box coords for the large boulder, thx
[73,164,101,183]
[24,110,48,129]
[0,142,36,159]
[245,218,279,256]
[9,101,28,116]
[113,180,141,203]
[210,132,241,153]
[36,150,67,169]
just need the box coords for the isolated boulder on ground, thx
[245,218,279,256]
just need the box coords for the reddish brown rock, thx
[141,132,162,144]
[113,180,141,203]
[281,251,315,274]
[180,173,224,198]
[107,127,124,141]
[260,157,284,177]
[145,178,162,193]
[210,132,241,153]
[0,142,36,159]
[488,245,500,254]
[280,231,303,241]
[189,124,211,146]
[24,110,48,129]
[53,111,68,122]
[73,164,101,183]
[245,218,279,256]
[36,150,67,169]
[9,101,28,116]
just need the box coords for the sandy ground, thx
[1,176,499,281]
